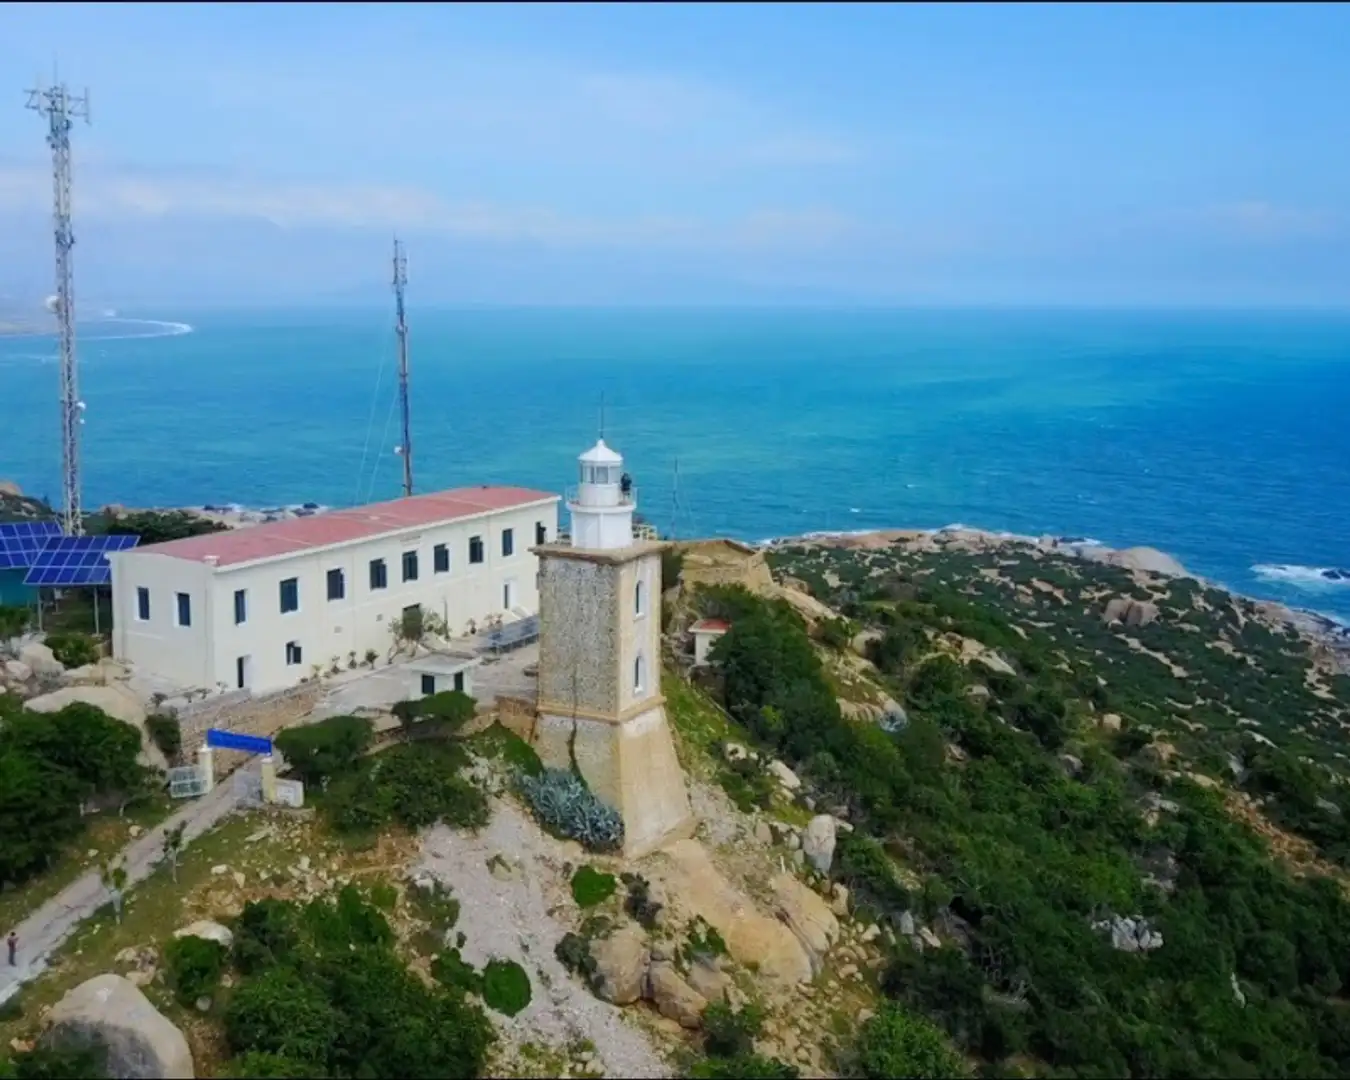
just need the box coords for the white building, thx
[689,618,730,666]
[108,486,559,693]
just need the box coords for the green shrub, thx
[518,768,624,851]
[431,947,482,995]
[145,713,182,762]
[323,742,487,836]
[554,932,599,987]
[392,690,477,738]
[231,898,300,974]
[571,865,618,908]
[704,1001,764,1058]
[690,1054,799,1078]
[164,934,227,1006]
[43,631,98,669]
[0,605,30,642]
[621,872,664,929]
[1,1044,107,1079]
[223,889,494,1078]
[682,917,728,966]
[856,1004,968,1079]
[480,958,532,1016]
[274,714,373,786]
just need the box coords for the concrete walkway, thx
[0,771,250,1005]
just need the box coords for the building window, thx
[279,577,299,614]
[136,587,150,621]
[635,579,646,617]
[501,528,514,557]
[175,592,191,628]
[234,588,247,625]
[402,550,419,582]
[469,535,484,564]
[327,568,345,601]
[285,641,302,666]
[433,543,449,573]
[421,673,436,696]
[370,558,388,590]
[236,656,248,689]
[535,521,547,545]
[503,581,514,610]
[634,653,646,694]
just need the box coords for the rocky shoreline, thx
[765,525,1350,671]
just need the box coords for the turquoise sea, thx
[2,307,1349,621]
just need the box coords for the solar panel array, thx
[481,613,540,653]
[0,521,64,570]
[23,534,140,587]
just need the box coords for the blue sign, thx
[205,729,273,755]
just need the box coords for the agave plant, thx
[518,768,624,852]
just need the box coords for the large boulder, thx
[646,961,707,1029]
[23,685,167,772]
[802,815,837,874]
[590,925,649,1006]
[657,840,813,985]
[173,921,234,949]
[18,641,62,677]
[42,973,194,1078]
[771,873,839,975]
[4,659,32,683]
[1102,597,1160,628]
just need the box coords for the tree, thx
[0,748,84,885]
[162,822,186,883]
[99,859,128,924]
[102,510,227,545]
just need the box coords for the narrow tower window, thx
[635,579,645,617]
[634,653,646,694]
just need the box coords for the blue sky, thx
[1,1,1348,307]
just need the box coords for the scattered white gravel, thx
[415,801,671,1078]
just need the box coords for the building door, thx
[420,674,436,696]
[236,655,250,690]
[453,671,465,693]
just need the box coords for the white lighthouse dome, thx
[579,438,623,466]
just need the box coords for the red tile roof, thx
[130,486,558,568]
[690,618,731,633]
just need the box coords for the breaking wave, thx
[1251,564,1350,590]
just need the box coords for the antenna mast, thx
[26,81,90,536]
[392,238,413,498]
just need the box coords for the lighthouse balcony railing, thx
[564,484,637,508]
[555,520,659,546]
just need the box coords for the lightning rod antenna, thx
[392,237,413,498]
[26,80,90,536]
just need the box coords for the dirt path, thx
[0,770,250,1006]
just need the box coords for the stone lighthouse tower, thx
[531,438,694,858]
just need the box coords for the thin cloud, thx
[0,163,861,254]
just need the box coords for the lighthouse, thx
[530,437,694,858]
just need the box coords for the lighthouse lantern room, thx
[568,438,635,550]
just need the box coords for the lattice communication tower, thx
[25,81,90,536]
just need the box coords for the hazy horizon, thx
[3,3,1350,308]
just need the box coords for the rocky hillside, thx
[655,527,1350,1078]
